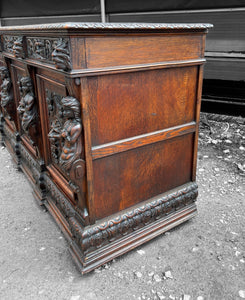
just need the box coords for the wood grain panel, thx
[93,134,194,220]
[85,34,204,69]
[89,66,198,146]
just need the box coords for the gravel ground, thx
[0,115,245,300]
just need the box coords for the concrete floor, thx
[0,118,245,300]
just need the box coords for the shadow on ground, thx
[0,114,244,300]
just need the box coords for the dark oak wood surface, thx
[0,22,211,274]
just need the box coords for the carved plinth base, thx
[2,122,19,164]
[71,203,197,274]
[19,144,46,204]
[44,179,198,274]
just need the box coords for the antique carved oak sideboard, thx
[0,22,212,274]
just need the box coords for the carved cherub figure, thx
[17,77,36,132]
[59,96,82,173]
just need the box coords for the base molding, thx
[43,179,198,274]
[71,203,197,274]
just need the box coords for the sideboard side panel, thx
[88,66,199,146]
[93,133,194,219]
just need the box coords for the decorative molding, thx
[14,133,21,168]
[45,174,75,218]
[3,122,14,147]
[45,173,88,226]
[70,182,198,253]
[20,143,40,183]
[51,38,71,71]
[45,180,198,254]
[0,22,213,32]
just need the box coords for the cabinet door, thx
[10,61,43,159]
[36,73,67,168]
[36,71,86,209]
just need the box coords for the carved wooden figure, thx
[0,66,14,118]
[17,77,36,132]
[0,22,212,274]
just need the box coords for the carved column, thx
[0,66,15,121]
[17,76,38,146]
[47,95,87,211]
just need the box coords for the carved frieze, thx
[27,37,57,61]
[3,35,24,58]
[27,37,71,71]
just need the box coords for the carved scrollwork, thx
[13,36,25,58]
[26,37,71,70]
[3,35,24,58]
[50,182,198,254]
[3,35,16,54]
[17,77,38,144]
[51,38,71,71]
[27,37,57,61]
